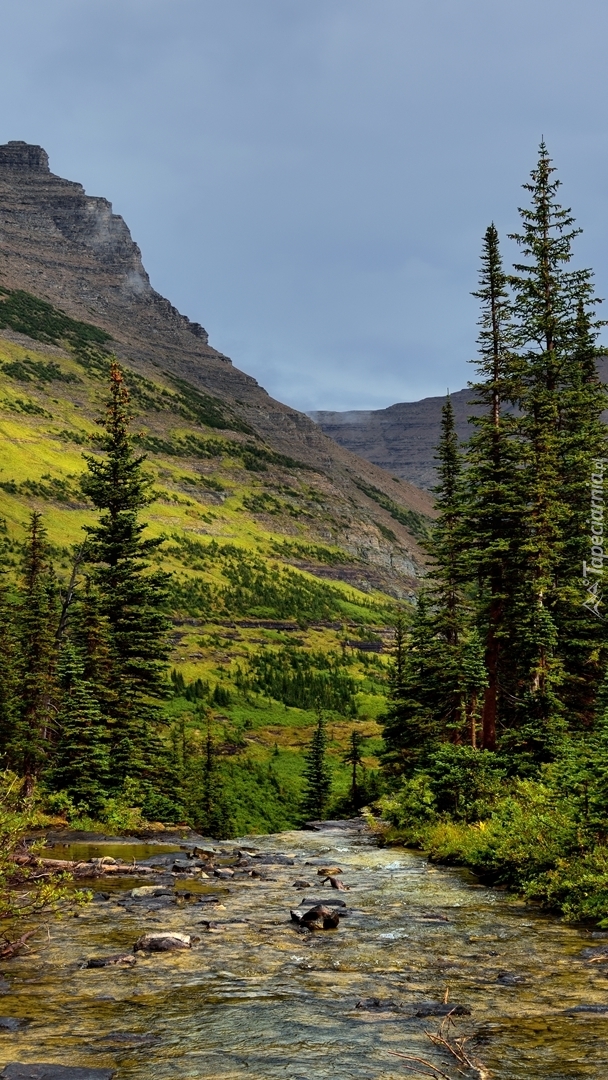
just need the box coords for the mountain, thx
[309,388,479,490]
[0,141,435,831]
[310,359,608,490]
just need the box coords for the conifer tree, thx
[466,224,524,748]
[0,582,20,766]
[343,729,365,810]
[47,642,109,811]
[14,513,58,790]
[81,361,171,780]
[301,709,332,818]
[507,142,607,748]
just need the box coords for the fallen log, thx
[0,929,38,960]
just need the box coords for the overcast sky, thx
[2,1,608,411]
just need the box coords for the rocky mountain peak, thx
[0,141,50,173]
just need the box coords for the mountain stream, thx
[1,823,607,1079]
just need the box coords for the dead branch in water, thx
[389,1011,490,1080]
[0,928,38,959]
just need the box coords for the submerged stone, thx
[133,932,200,952]
[1,1068,114,1080]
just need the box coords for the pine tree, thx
[14,513,58,791]
[466,224,524,749]
[343,729,366,810]
[507,142,607,750]
[81,361,171,781]
[301,709,332,819]
[381,599,442,775]
[47,642,109,811]
[0,582,20,766]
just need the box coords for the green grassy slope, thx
[0,291,414,833]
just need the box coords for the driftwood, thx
[0,929,38,960]
[10,855,155,878]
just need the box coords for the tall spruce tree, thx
[14,513,58,791]
[301,710,332,819]
[466,224,524,749]
[507,142,607,752]
[81,361,171,782]
[343,729,366,811]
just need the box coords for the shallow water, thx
[1,824,607,1079]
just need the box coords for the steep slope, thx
[0,141,436,831]
[0,141,433,571]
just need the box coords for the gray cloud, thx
[1,0,608,409]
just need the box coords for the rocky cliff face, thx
[310,389,479,490]
[311,362,608,490]
[0,141,434,584]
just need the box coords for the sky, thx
[2,1,608,412]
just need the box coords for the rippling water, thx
[1,824,607,1079]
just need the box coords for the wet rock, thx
[130,886,173,899]
[321,876,349,891]
[581,946,608,963]
[419,912,450,922]
[214,868,234,879]
[301,896,347,908]
[1,1069,114,1080]
[0,1018,27,1032]
[292,880,312,889]
[172,860,195,872]
[0,979,10,994]
[291,905,340,930]
[92,892,111,902]
[133,932,200,952]
[497,971,525,985]
[565,1004,608,1013]
[413,1002,471,1017]
[197,895,224,905]
[199,921,226,932]
[317,866,342,876]
[85,954,137,969]
[355,998,400,1011]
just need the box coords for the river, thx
[1,823,607,1079]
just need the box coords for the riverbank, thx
[0,823,607,1078]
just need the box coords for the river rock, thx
[85,954,137,968]
[413,1002,471,1017]
[130,886,173,899]
[214,868,234,879]
[355,998,400,1011]
[292,880,312,889]
[301,896,347,908]
[0,1018,27,1031]
[291,905,340,929]
[565,1004,608,1013]
[133,932,200,952]
[317,866,342,876]
[1,1068,114,1080]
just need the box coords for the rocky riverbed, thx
[0,821,607,1079]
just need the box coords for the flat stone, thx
[292,880,312,889]
[133,932,200,952]
[301,896,347,908]
[213,868,234,879]
[1,1068,114,1080]
[130,886,173,899]
[85,954,136,969]
[565,1004,608,1013]
[0,1018,27,1031]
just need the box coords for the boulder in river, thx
[130,886,173,899]
[133,932,200,952]
[1,1068,114,1080]
[317,866,342,876]
[301,896,347,908]
[355,998,400,1011]
[214,868,234,879]
[85,954,137,968]
[0,1018,27,1031]
[291,905,340,929]
[292,880,312,889]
